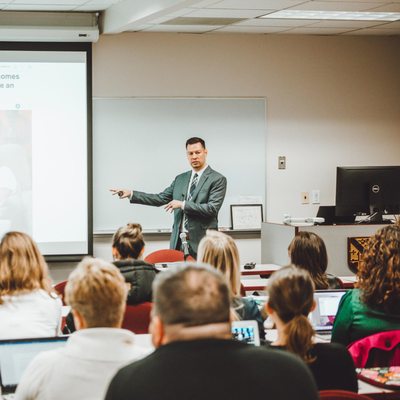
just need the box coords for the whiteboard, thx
[93,98,266,232]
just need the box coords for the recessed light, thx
[260,10,400,21]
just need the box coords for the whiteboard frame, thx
[230,204,263,231]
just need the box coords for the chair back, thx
[347,330,400,368]
[144,249,194,263]
[319,390,373,400]
[54,280,68,305]
[121,302,152,334]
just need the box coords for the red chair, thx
[121,302,153,334]
[319,390,373,400]
[144,249,195,264]
[54,280,68,305]
[347,330,400,368]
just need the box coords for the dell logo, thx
[372,184,380,194]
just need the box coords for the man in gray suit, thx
[110,137,227,257]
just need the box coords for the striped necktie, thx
[187,173,198,201]
[184,173,198,231]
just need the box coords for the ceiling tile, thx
[147,8,194,24]
[308,19,387,28]
[4,4,78,10]
[206,0,306,10]
[212,25,291,32]
[12,0,84,4]
[281,26,352,34]
[235,17,318,26]
[288,1,388,11]
[185,8,268,18]
[190,0,222,7]
[144,24,221,33]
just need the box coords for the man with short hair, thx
[15,258,150,400]
[110,137,227,257]
[105,265,319,400]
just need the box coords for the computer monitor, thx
[335,166,400,223]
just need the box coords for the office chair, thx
[144,249,194,264]
[319,390,373,400]
[121,302,153,334]
[54,280,68,305]
[347,330,400,368]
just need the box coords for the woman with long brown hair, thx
[288,231,341,289]
[266,265,357,391]
[332,224,400,345]
[0,231,61,339]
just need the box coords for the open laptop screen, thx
[0,336,68,394]
[310,290,347,332]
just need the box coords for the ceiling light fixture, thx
[260,10,400,21]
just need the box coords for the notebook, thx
[310,290,347,334]
[232,320,260,346]
[0,336,68,397]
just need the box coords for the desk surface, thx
[240,263,281,276]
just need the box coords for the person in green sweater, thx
[331,224,400,346]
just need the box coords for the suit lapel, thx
[191,166,211,201]
[181,171,192,200]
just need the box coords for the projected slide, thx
[0,49,89,256]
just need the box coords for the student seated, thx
[105,265,319,400]
[66,222,157,332]
[111,222,157,304]
[15,257,149,400]
[265,265,358,392]
[332,224,400,346]
[0,231,61,339]
[288,231,341,289]
[197,230,264,338]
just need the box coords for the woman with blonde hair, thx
[197,230,264,337]
[332,224,400,345]
[0,231,61,339]
[266,265,357,391]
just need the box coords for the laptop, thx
[310,290,347,336]
[0,336,68,398]
[232,320,260,346]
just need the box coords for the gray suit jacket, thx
[130,166,227,253]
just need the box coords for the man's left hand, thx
[164,200,183,213]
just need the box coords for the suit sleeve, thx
[184,175,227,218]
[130,179,175,207]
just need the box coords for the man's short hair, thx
[65,257,127,328]
[152,264,230,327]
[186,137,206,149]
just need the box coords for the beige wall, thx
[93,33,400,222]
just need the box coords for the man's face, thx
[186,142,207,171]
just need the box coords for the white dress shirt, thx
[15,328,151,400]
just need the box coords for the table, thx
[240,263,281,277]
[339,275,357,289]
[241,278,269,292]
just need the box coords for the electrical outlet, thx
[311,189,320,204]
[301,192,309,204]
[278,156,286,170]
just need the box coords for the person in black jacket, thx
[105,265,319,400]
[265,265,358,392]
[65,223,157,333]
[111,223,158,305]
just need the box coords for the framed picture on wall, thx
[230,204,263,230]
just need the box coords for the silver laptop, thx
[0,336,68,398]
[310,290,347,335]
